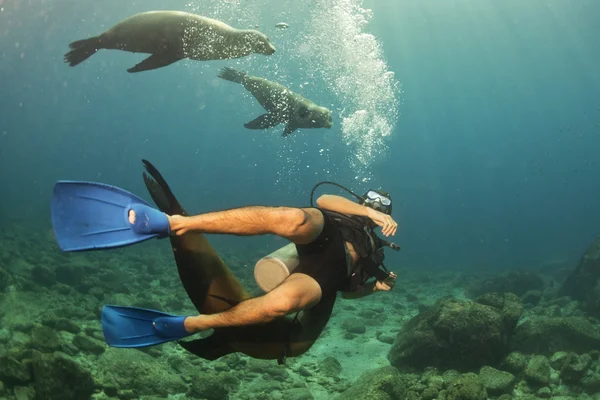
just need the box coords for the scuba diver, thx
[51,161,400,363]
[167,181,399,334]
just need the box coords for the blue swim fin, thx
[101,305,193,348]
[51,180,170,252]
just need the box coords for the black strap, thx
[278,312,300,365]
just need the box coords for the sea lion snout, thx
[243,30,276,56]
[325,112,333,128]
[265,44,276,55]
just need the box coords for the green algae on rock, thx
[30,353,95,400]
[511,317,600,355]
[334,366,406,400]
[478,366,516,396]
[388,297,517,371]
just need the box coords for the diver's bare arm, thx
[316,194,371,217]
[168,206,307,238]
[183,294,298,332]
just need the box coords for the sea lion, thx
[217,67,333,136]
[141,159,335,363]
[64,11,276,73]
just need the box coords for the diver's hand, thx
[366,208,398,237]
[374,272,397,291]
[167,214,188,236]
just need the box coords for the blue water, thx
[1,0,599,273]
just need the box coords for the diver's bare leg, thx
[184,273,322,332]
[168,207,324,244]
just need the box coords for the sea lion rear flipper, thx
[179,333,233,361]
[64,36,102,67]
[127,53,181,73]
[244,113,281,130]
[283,123,298,137]
[141,160,251,315]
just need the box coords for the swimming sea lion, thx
[217,67,333,136]
[64,11,276,73]
[141,159,334,363]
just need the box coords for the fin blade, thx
[101,305,191,348]
[50,181,168,252]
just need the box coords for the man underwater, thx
[51,161,399,363]
[164,184,399,334]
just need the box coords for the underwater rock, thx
[501,351,528,374]
[334,366,406,400]
[30,264,56,286]
[524,355,551,386]
[247,358,289,380]
[376,331,395,344]
[188,370,239,400]
[318,356,342,378]
[13,385,35,400]
[41,317,81,334]
[466,271,544,298]
[341,317,366,334]
[561,236,600,316]
[388,297,511,371]
[0,266,10,291]
[0,328,10,344]
[0,356,32,385]
[555,352,591,383]
[30,353,95,400]
[511,317,600,355]
[474,292,524,331]
[55,263,86,287]
[72,333,105,355]
[581,373,600,393]
[521,290,543,306]
[281,387,314,400]
[535,387,552,398]
[445,373,487,400]
[478,366,515,396]
[28,326,62,353]
[95,348,187,397]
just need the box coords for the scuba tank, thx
[254,243,300,292]
[253,181,400,293]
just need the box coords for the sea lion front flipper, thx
[243,113,281,130]
[127,53,181,73]
[283,123,298,137]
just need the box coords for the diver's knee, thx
[267,294,302,318]
[287,208,324,244]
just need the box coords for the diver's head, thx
[362,189,392,215]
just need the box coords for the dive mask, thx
[363,189,392,215]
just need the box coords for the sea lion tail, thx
[141,159,186,216]
[179,334,234,361]
[64,37,102,67]
[217,67,247,84]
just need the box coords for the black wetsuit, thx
[292,209,349,298]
